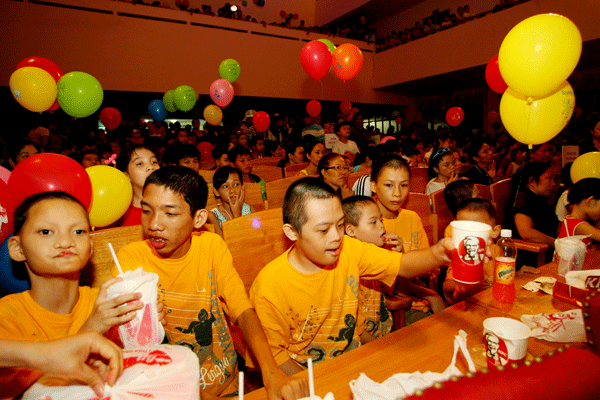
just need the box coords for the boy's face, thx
[216,153,231,168]
[141,184,206,259]
[254,139,265,153]
[237,134,248,147]
[126,148,160,190]
[235,154,253,174]
[82,153,100,169]
[346,202,386,247]
[179,157,200,173]
[456,209,501,239]
[9,198,91,277]
[371,167,410,215]
[288,197,345,267]
[338,125,350,138]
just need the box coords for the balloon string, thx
[320,80,323,99]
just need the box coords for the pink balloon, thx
[210,79,234,108]
[0,166,10,184]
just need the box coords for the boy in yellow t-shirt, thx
[443,198,501,304]
[115,166,306,400]
[250,178,462,376]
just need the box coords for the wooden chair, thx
[82,225,145,288]
[385,289,413,331]
[410,167,429,193]
[198,169,215,183]
[403,192,438,246]
[475,183,491,201]
[459,163,475,174]
[222,208,291,293]
[249,157,281,167]
[490,178,550,266]
[252,165,283,182]
[430,188,454,242]
[265,176,304,209]
[284,162,309,177]
[347,172,366,191]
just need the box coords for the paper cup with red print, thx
[107,267,165,349]
[450,220,491,285]
[483,317,530,369]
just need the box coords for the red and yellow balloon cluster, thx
[9,57,104,119]
[300,40,363,82]
[494,14,581,145]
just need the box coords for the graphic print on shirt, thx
[162,271,237,390]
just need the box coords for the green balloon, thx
[174,85,196,112]
[219,59,241,83]
[163,90,177,112]
[56,72,103,118]
[318,39,336,55]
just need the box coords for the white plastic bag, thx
[107,267,165,349]
[23,345,199,400]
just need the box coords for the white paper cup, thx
[450,220,491,285]
[483,317,530,368]
[555,237,587,277]
[107,267,165,349]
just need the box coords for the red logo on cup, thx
[484,332,508,368]
[458,236,486,265]
[124,349,172,369]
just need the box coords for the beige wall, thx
[0,0,409,107]
[373,0,600,90]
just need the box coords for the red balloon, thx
[488,110,499,123]
[485,55,508,94]
[280,10,287,18]
[331,44,363,82]
[300,41,332,80]
[210,79,234,108]
[197,142,214,161]
[7,153,92,210]
[293,13,299,20]
[395,117,402,124]
[0,180,15,244]
[253,111,271,133]
[340,100,352,114]
[99,107,122,130]
[350,107,359,115]
[306,100,321,117]
[446,107,465,127]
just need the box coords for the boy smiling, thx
[250,178,459,375]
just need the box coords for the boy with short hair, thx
[332,122,359,163]
[250,178,460,376]
[442,198,501,304]
[115,167,306,400]
[229,145,266,200]
[175,143,201,173]
[211,146,231,170]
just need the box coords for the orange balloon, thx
[331,44,363,82]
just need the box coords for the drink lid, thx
[501,229,512,238]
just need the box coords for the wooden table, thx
[246,250,598,399]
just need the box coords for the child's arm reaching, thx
[79,278,143,334]
[409,283,447,313]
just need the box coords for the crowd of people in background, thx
[115,0,530,52]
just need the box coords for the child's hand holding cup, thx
[450,220,492,286]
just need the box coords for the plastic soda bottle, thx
[493,229,516,303]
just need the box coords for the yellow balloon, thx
[499,14,582,97]
[9,67,57,112]
[570,152,600,183]
[500,81,575,145]
[86,166,133,227]
[203,105,223,126]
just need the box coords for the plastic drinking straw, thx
[308,357,315,399]
[239,371,244,400]
[108,243,124,275]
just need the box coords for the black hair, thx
[211,146,229,161]
[248,136,264,148]
[335,121,351,133]
[520,161,552,186]
[444,179,476,217]
[175,143,201,161]
[586,112,600,133]
[567,178,600,205]
[283,177,338,233]
[317,153,345,179]
[456,198,497,225]
[342,195,377,226]
[77,149,100,164]
[509,145,527,161]
[228,145,251,164]
[428,147,454,180]
[116,144,157,172]
[213,166,242,190]
[144,166,208,214]
[13,191,88,235]
[371,154,410,182]
[283,142,303,163]
[467,139,492,162]
[302,139,322,160]
[7,138,41,169]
